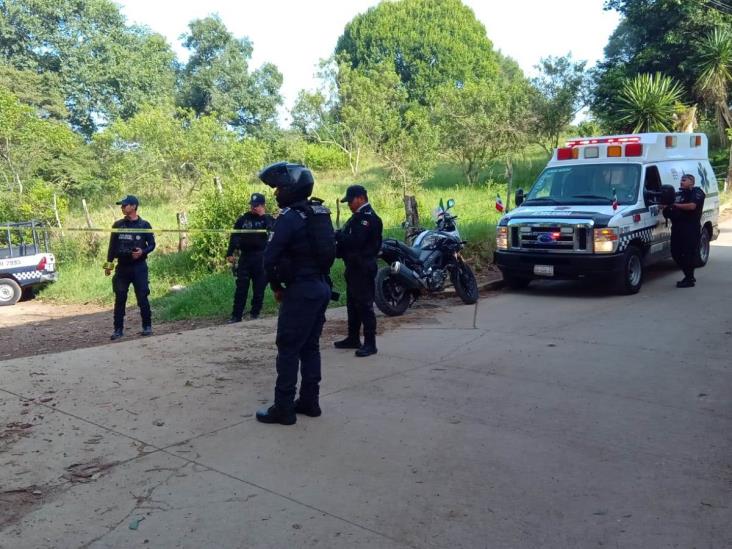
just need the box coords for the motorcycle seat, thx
[395,240,423,262]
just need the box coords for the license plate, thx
[533,264,554,276]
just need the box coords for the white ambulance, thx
[494,133,720,294]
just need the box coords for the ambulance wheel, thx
[696,227,710,268]
[615,246,643,295]
[0,278,22,306]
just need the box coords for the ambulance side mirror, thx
[515,189,524,207]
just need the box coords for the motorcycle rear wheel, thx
[451,262,479,304]
[374,266,412,316]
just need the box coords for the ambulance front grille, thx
[509,223,591,253]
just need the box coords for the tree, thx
[592,0,731,127]
[0,62,67,120]
[0,87,93,212]
[335,0,503,107]
[433,79,531,185]
[614,73,685,133]
[695,27,732,145]
[0,0,178,136]
[178,15,283,135]
[530,54,589,154]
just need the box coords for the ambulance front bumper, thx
[494,250,625,279]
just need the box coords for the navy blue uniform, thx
[336,203,383,343]
[664,187,705,280]
[106,217,156,330]
[226,212,273,319]
[263,201,332,411]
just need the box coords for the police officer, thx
[255,162,335,425]
[226,193,274,322]
[105,195,156,340]
[334,185,383,357]
[663,174,705,288]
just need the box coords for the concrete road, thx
[1,222,731,548]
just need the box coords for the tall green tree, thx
[695,27,732,145]
[530,54,589,154]
[335,0,503,107]
[0,0,177,136]
[433,79,531,185]
[178,15,283,135]
[593,0,731,127]
[0,62,67,119]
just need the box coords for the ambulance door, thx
[642,164,670,259]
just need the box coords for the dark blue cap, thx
[115,195,139,206]
[340,184,368,203]
[249,193,266,206]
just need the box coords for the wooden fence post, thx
[177,211,189,252]
[52,193,64,237]
[403,195,420,244]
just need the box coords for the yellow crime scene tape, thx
[0,226,267,234]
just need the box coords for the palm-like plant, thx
[615,73,685,133]
[695,27,732,146]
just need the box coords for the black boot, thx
[110,328,124,341]
[355,334,377,357]
[227,316,242,324]
[140,326,153,336]
[294,398,322,417]
[676,278,695,288]
[334,336,361,349]
[255,404,296,425]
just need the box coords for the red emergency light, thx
[36,256,47,271]
[557,147,579,160]
[566,136,640,147]
[625,143,643,156]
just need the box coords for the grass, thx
[39,155,544,321]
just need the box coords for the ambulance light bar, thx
[565,136,641,147]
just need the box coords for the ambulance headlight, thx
[496,226,508,250]
[593,228,619,254]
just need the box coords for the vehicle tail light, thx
[36,256,47,271]
[625,143,643,156]
[607,145,621,157]
[665,135,677,148]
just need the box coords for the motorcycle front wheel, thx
[451,261,479,304]
[374,266,412,316]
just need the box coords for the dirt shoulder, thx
[0,270,501,361]
[0,301,221,361]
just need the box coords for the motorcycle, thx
[375,199,479,316]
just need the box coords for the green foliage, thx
[93,105,268,198]
[178,15,283,134]
[0,62,67,119]
[593,0,731,127]
[335,0,502,106]
[695,27,732,144]
[530,54,589,153]
[0,0,177,135]
[432,79,532,185]
[188,184,267,270]
[0,87,94,209]
[614,73,685,133]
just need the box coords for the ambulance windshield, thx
[524,164,641,206]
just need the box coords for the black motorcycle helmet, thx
[258,161,314,208]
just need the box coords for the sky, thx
[117,0,621,123]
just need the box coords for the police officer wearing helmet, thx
[334,185,383,357]
[256,162,336,425]
[105,195,156,340]
[226,193,274,322]
[663,173,705,288]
